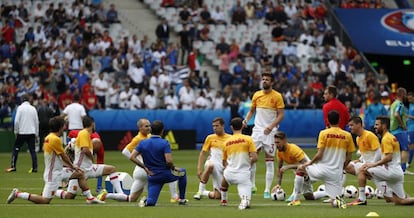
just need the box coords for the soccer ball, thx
[365,185,375,199]
[317,184,325,192]
[375,188,384,199]
[344,185,358,198]
[271,188,286,201]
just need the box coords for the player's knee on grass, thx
[209,190,221,199]
[64,192,77,199]
[304,192,315,200]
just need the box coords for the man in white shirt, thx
[94,72,109,109]
[130,93,142,110]
[6,94,39,173]
[144,89,157,109]
[128,61,146,94]
[158,70,172,97]
[195,91,209,109]
[119,85,133,109]
[62,94,87,130]
[178,80,195,110]
[211,6,227,25]
[129,34,142,55]
[164,91,179,110]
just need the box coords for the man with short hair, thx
[6,94,39,173]
[194,117,231,200]
[273,131,326,202]
[322,85,350,130]
[6,116,103,204]
[389,87,413,175]
[288,110,355,208]
[130,120,188,206]
[348,116,414,206]
[243,72,285,198]
[62,94,86,131]
[220,117,257,210]
[67,116,128,201]
[99,118,179,203]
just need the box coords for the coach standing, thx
[6,94,39,173]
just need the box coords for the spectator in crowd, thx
[178,5,192,25]
[155,17,170,46]
[178,24,192,65]
[106,3,121,24]
[211,6,227,25]
[119,85,133,109]
[108,82,120,109]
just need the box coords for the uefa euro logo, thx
[381,9,414,34]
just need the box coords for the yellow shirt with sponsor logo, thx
[74,129,93,170]
[223,133,256,172]
[277,143,309,164]
[202,133,231,163]
[43,133,65,182]
[317,127,355,171]
[251,90,284,129]
[356,130,381,163]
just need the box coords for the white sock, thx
[358,187,366,201]
[109,173,124,194]
[107,193,129,201]
[341,173,347,187]
[265,160,274,192]
[55,190,67,199]
[198,182,206,193]
[17,191,30,200]
[202,190,210,196]
[313,190,327,199]
[250,163,256,188]
[169,181,178,199]
[221,188,228,201]
[82,189,94,199]
[293,174,304,201]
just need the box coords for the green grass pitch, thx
[1,149,413,218]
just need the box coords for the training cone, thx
[366,212,379,217]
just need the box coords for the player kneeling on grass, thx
[130,120,188,206]
[348,116,414,206]
[67,116,128,201]
[6,116,103,204]
[220,118,257,210]
[288,110,355,208]
[273,131,327,202]
[194,117,231,200]
[110,118,179,203]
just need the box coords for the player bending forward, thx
[6,116,103,204]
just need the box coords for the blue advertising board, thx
[335,8,414,56]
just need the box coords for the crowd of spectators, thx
[153,0,394,113]
[0,0,396,129]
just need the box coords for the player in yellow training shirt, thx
[243,72,285,198]
[68,116,127,201]
[7,116,103,204]
[349,116,414,206]
[194,117,231,200]
[220,117,257,210]
[289,110,355,208]
[273,131,327,202]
